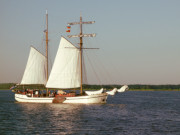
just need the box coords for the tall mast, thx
[45,10,48,82]
[79,15,83,94]
[45,10,49,96]
[67,15,96,95]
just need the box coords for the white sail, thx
[46,37,81,89]
[20,47,47,85]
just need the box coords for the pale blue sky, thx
[0,0,180,84]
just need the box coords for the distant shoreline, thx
[0,83,180,91]
[129,89,180,91]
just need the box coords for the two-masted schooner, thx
[14,11,109,103]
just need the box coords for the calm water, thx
[0,90,179,135]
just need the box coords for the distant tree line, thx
[128,84,180,90]
[0,83,46,90]
[83,84,180,90]
[0,83,180,90]
[0,83,15,90]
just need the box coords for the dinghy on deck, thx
[106,88,117,95]
[85,88,104,95]
[117,85,129,92]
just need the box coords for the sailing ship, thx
[14,11,109,103]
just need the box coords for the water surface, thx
[0,90,179,135]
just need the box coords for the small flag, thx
[66,30,71,32]
[67,26,71,29]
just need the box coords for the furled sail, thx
[46,36,81,89]
[20,47,47,85]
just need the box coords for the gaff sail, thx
[46,37,81,89]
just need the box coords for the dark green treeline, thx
[1,83,180,90]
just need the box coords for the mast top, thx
[67,15,96,38]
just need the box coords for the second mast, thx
[67,15,96,95]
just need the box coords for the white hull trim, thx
[15,94,54,103]
[64,93,108,104]
[15,93,108,104]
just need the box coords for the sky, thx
[0,0,180,85]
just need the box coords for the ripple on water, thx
[0,90,180,135]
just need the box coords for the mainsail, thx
[46,36,81,89]
[20,47,47,85]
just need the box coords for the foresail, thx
[46,37,81,89]
[20,47,47,85]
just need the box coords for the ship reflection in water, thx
[16,103,127,134]
[18,103,85,134]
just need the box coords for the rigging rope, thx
[84,50,102,85]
